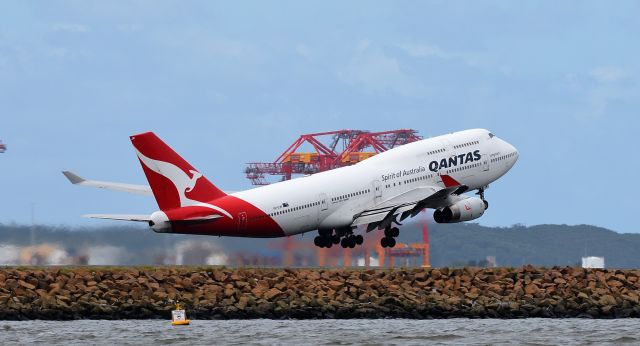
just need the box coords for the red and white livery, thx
[64,129,518,249]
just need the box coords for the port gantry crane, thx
[245,129,422,185]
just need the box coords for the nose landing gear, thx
[477,187,489,209]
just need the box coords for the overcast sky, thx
[1,1,638,232]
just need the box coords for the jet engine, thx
[149,211,172,233]
[433,197,486,223]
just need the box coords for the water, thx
[1,319,639,345]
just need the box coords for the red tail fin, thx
[130,132,226,211]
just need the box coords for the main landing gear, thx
[380,226,400,248]
[314,228,363,249]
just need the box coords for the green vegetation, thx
[1,222,639,268]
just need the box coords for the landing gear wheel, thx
[355,235,364,245]
[341,238,349,248]
[381,237,396,248]
[387,237,396,248]
[332,235,341,244]
[314,236,322,247]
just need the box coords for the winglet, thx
[440,174,461,188]
[63,171,85,184]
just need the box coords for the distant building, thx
[582,256,605,269]
[486,256,497,268]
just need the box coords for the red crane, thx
[245,129,422,185]
[0,140,6,154]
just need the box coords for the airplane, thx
[64,129,518,249]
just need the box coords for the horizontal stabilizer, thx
[63,171,153,196]
[63,171,235,195]
[83,214,150,222]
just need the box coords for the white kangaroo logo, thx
[135,149,233,219]
[185,170,202,192]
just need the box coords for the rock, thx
[0,266,637,320]
[190,273,205,285]
[430,270,442,280]
[153,291,167,300]
[607,280,623,288]
[18,280,36,290]
[465,292,479,300]
[599,294,617,306]
[553,278,566,284]
[264,288,283,300]
[524,283,539,295]
[224,288,236,298]
[577,292,590,300]
[152,271,165,281]
[213,271,228,282]
[181,278,193,290]
[327,280,344,290]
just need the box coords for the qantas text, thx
[428,150,481,172]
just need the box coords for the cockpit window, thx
[488,132,495,138]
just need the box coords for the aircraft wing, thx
[351,176,467,227]
[63,171,153,196]
[83,214,151,221]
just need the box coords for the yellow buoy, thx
[171,303,190,326]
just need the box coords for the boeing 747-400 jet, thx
[64,129,518,249]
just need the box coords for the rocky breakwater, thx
[0,266,639,320]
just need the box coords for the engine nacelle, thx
[149,211,172,233]
[433,197,486,223]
